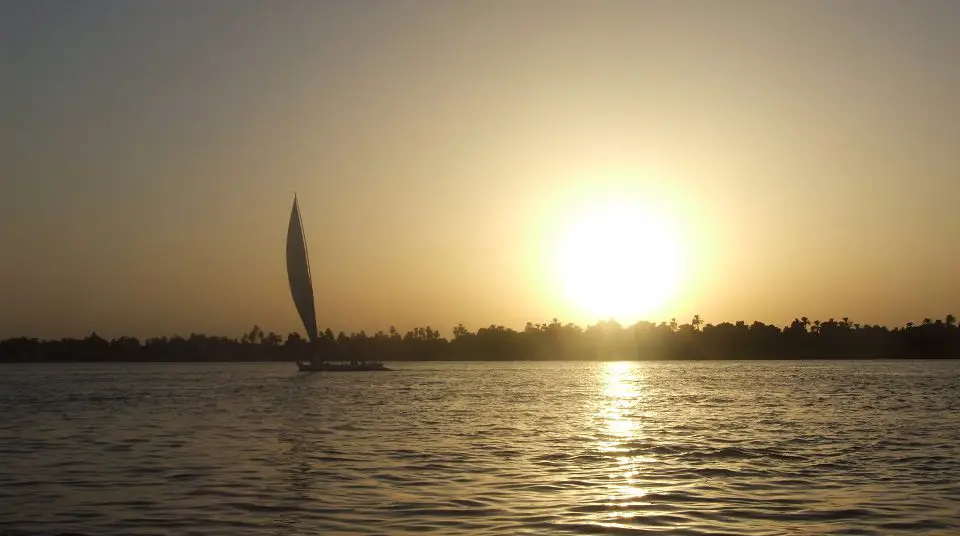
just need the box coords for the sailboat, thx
[286,195,390,372]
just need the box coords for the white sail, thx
[286,196,319,344]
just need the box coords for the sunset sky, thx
[2,1,958,340]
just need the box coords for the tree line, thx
[1,314,957,362]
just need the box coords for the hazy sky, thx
[2,0,958,340]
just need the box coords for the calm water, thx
[1,360,958,535]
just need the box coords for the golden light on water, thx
[603,361,640,399]
[596,361,641,452]
[596,362,654,516]
[551,196,686,325]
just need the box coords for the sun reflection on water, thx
[598,361,641,445]
[594,361,655,512]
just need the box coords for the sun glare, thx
[553,199,684,324]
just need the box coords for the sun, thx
[552,199,684,324]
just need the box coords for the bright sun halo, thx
[554,199,684,324]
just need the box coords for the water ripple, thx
[1,360,959,535]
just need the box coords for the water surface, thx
[1,360,958,535]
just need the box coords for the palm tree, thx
[946,314,956,328]
[285,332,304,345]
[262,332,282,347]
[692,315,703,331]
[246,325,263,345]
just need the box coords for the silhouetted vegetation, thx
[1,315,959,362]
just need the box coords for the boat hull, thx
[296,361,392,372]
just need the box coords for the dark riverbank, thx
[2,315,958,362]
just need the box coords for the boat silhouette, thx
[286,195,390,372]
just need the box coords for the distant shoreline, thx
[3,316,958,362]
